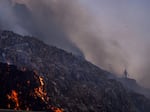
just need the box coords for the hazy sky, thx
[0,0,150,87]
[87,0,150,86]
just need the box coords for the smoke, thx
[0,0,84,56]
[0,0,150,88]
[14,0,128,73]
[0,0,28,34]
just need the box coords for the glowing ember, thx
[34,76,47,102]
[7,90,20,110]
[34,87,47,101]
[51,107,64,112]
[0,62,64,111]
[39,77,44,86]
[34,76,64,112]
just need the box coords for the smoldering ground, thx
[0,0,150,88]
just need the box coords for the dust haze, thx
[0,0,150,88]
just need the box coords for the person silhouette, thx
[124,69,128,78]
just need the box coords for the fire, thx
[1,65,64,111]
[34,76,47,102]
[39,77,44,86]
[34,87,47,101]
[51,107,64,112]
[34,76,64,112]
[7,90,20,110]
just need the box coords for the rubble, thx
[0,30,150,112]
[0,62,63,111]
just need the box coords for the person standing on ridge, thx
[124,69,128,78]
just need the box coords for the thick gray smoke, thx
[0,0,84,56]
[0,0,28,34]
[0,0,150,88]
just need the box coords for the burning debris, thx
[51,107,64,112]
[1,30,150,112]
[0,62,63,111]
[33,76,47,102]
[7,90,20,110]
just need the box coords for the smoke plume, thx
[0,0,150,88]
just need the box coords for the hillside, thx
[0,30,150,112]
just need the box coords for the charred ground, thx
[0,30,150,112]
[0,62,63,112]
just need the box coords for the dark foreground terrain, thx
[0,62,63,112]
[0,30,150,112]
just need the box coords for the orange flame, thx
[39,77,44,86]
[34,76,64,112]
[34,76,47,102]
[7,90,20,110]
[51,107,64,112]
